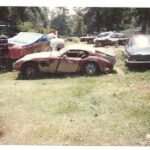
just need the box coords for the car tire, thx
[83,62,100,76]
[21,63,39,79]
[88,39,93,44]
[97,41,103,47]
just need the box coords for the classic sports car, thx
[13,45,116,79]
[125,35,150,69]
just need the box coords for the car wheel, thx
[83,62,100,76]
[21,63,39,79]
[88,39,93,44]
[97,41,103,47]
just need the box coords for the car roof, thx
[113,33,124,36]
[132,34,150,38]
[100,31,114,35]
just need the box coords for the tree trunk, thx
[140,9,149,34]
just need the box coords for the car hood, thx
[20,51,60,61]
[131,46,150,55]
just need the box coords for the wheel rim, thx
[98,42,101,46]
[25,67,35,78]
[85,63,96,75]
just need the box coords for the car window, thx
[64,50,89,58]
[118,35,125,38]
[111,33,125,38]
[111,34,118,38]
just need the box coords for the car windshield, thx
[111,33,123,38]
[99,32,111,37]
[132,35,150,48]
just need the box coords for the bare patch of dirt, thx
[136,86,150,94]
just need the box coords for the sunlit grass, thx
[0,48,150,145]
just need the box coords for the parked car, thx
[109,33,129,46]
[125,35,150,69]
[80,35,88,42]
[80,35,96,44]
[94,32,114,47]
[0,24,17,38]
[13,45,116,79]
[0,32,52,70]
[94,32,128,47]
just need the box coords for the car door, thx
[56,50,81,73]
[39,58,60,73]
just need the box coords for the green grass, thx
[0,50,150,145]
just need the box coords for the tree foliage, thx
[50,7,70,35]
[83,8,136,33]
[0,7,50,33]
[0,7,150,36]
[134,8,150,33]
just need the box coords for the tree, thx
[83,8,135,34]
[135,8,150,34]
[0,7,50,33]
[72,8,87,36]
[50,7,70,36]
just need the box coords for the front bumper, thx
[125,59,150,64]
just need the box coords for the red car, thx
[13,45,116,79]
[0,32,51,70]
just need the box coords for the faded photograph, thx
[0,7,150,145]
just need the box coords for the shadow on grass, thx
[15,71,114,80]
[16,72,86,80]
[0,69,11,74]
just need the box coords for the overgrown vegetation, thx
[0,7,50,34]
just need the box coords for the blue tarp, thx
[8,32,50,46]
